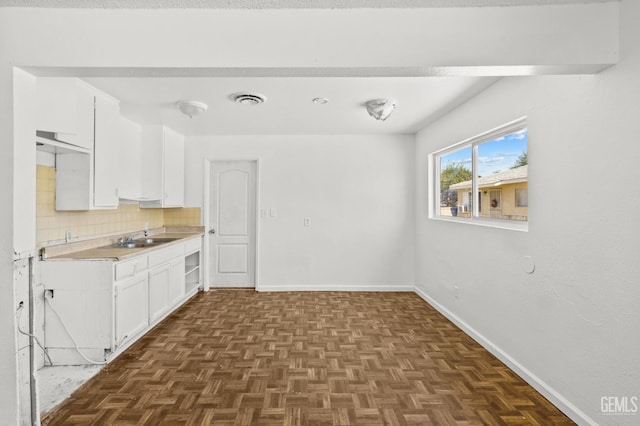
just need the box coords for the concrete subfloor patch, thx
[38,365,103,415]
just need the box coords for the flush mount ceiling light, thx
[312,97,329,104]
[365,98,397,121]
[230,93,267,105]
[176,101,208,118]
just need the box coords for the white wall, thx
[186,135,415,290]
[0,63,19,424]
[415,2,640,424]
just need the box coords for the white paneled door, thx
[208,161,257,287]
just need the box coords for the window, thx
[515,188,528,207]
[432,118,528,228]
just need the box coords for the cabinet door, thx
[139,125,163,201]
[56,81,94,150]
[163,127,184,207]
[168,257,186,307]
[118,117,142,200]
[93,92,120,208]
[115,275,149,347]
[149,264,171,323]
[36,77,77,135]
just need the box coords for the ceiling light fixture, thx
[312,97,329,104]
[231,93,266,105]
[365,98,397,121]
[176,101,208,118]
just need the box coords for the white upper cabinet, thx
[49,78,121,210]
[36,78,95,151]
[118,117,142,200]
[140,125,185,208]
[36,77,77,137]
[93,92,120,208]
[163,127,185,207]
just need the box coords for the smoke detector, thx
[231,93,267,105]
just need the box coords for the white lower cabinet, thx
[41,236,202,365]
[149,264,171,323]
[115,274,149,347]
[149,258,185,323]
[169,258,186,307]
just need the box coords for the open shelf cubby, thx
[185,250,201,293]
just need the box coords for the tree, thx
[512,152,528,168]
[440,162,472,191]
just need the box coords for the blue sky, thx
[441,129,528,177]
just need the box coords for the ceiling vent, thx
[231,93,266,105]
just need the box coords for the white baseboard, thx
[256,284,414,292]
[413,286,597,426]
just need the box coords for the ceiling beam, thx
[3,3,618,75]
[0,0,618,9]
[24,64,613,78]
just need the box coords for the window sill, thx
[430,215,528,232]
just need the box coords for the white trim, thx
[254,159,261,291]
[431,215,528,232]
[202,159,210,291]
[431,116,527,156]
[428,152,437,220]
[472,143,479,217]
[203,158,261,290]
[256,284,415,292]
[413,286,598,426]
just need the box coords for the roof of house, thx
[449,165,527,190]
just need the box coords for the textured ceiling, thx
[0,0,616,8]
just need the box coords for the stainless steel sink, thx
[108,237,180,249]
[135,237,179,244]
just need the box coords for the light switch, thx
[270,208,277,217]
[304,218,311,227]
[260,209,267,218]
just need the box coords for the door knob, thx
[209,228,216,234]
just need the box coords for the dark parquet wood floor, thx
[42,290,574,425]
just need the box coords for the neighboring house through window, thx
[431,118,528,229]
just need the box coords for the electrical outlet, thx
[65,230,72,243]
[304,217,311,227]
[453,285,460,299]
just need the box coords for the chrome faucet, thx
[117,235,136,246]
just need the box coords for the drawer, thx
[183,237,202,255]
[115,255,148,281]
[148,244,184,269]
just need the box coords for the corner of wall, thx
[413,286,597,426]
